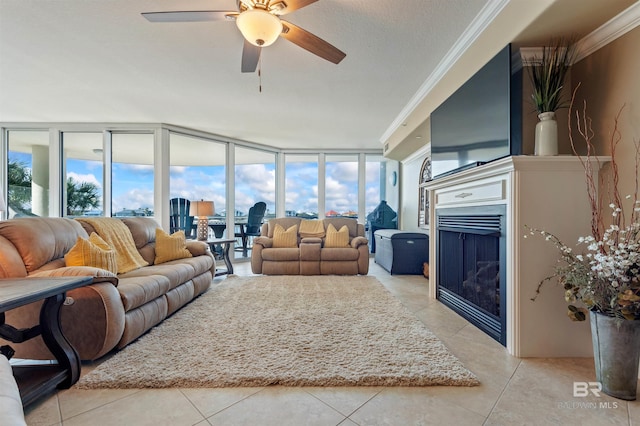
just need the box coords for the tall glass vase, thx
[591,312,640,400]
[534,111,558,156]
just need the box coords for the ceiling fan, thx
[142,0,346,73]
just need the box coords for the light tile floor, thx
[20,259,640,425]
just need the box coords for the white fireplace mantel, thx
[425,155,611,357]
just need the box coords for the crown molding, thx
[378,0,510,145]
[574,1,640,63]
[520,3,640,66]
[519,47,544,66]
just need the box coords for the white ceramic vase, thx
[534,111,558,156]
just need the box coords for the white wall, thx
[383,160,400,214]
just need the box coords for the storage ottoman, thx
[374,230,429,275]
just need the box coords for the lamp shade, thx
[190,200,215,217]
[236,9,283,47]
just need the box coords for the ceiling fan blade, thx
[270,0,318,15]
[280,21,346,64]
[241,40,262,73]
[142,11,236,23]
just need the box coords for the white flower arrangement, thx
[528,202,640,321]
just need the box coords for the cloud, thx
[234,164,276,212]
[67,171,102,188]
[113,188,154,212]
[81,160,103,172]
[365,185,381,213]
[366,163,380,183]
[325,176,357,212]
[325,176,354,198]
[169,166,227,206]
[327,161,358,182]
[285,164,319,212]
[236,164,275,189]
[119,164,154,174]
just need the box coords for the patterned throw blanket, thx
[77,217,148,274]
[299,219,326,238]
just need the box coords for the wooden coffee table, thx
[0,276,93,407]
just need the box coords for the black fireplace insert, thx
[436,205,507,345]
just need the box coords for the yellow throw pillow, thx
[154,228,193,264]
[272,224,298,248]
[325,224,350,248]
[65,232,118,274]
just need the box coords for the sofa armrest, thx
[2,279,124,361]
[253,236,273,248]
[350,236,369,249]
[185,240,209,256]
[250,237,266,275]
[29,266,119,286]
[251,236,274,275]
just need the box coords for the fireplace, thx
[436,205,506,345]
[426,157,603,356]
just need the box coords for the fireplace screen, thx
[439,229,500,316]
[436,207,506,344]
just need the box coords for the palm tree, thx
[66,177,100,216]
[8,160,101,216]
[7,159,33,213]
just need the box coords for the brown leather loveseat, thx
[251,217,369,275]
[0,216,215,361]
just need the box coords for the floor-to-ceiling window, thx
[365,154,383,217]
[234,146,276,259]
[169,132,227,236]
[325,154,358,218]
[285,154,318,218]
[234,146,276,218]
[6,130,50,218]
[62,132,104,217]
[112,133,155,217]
[2,124,389,255]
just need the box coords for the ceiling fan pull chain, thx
[258,55,262,93]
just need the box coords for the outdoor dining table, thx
[207,219,248,239]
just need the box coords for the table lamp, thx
[190,200,214,241]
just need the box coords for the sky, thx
[9,151,381,217]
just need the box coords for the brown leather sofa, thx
[251,217,369,275]
[0,217,215,361]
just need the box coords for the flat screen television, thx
[431,44,522,179]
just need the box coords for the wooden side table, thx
[0,276,93,407]
[206,238,235,276]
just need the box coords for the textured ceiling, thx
[0,0,488,151]
[0,0,636,154]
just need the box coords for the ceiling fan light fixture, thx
[236,9,282,47]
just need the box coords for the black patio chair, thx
[169,197,195,239]
[235,201,267,257]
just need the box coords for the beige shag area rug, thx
[77,275,479,389]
